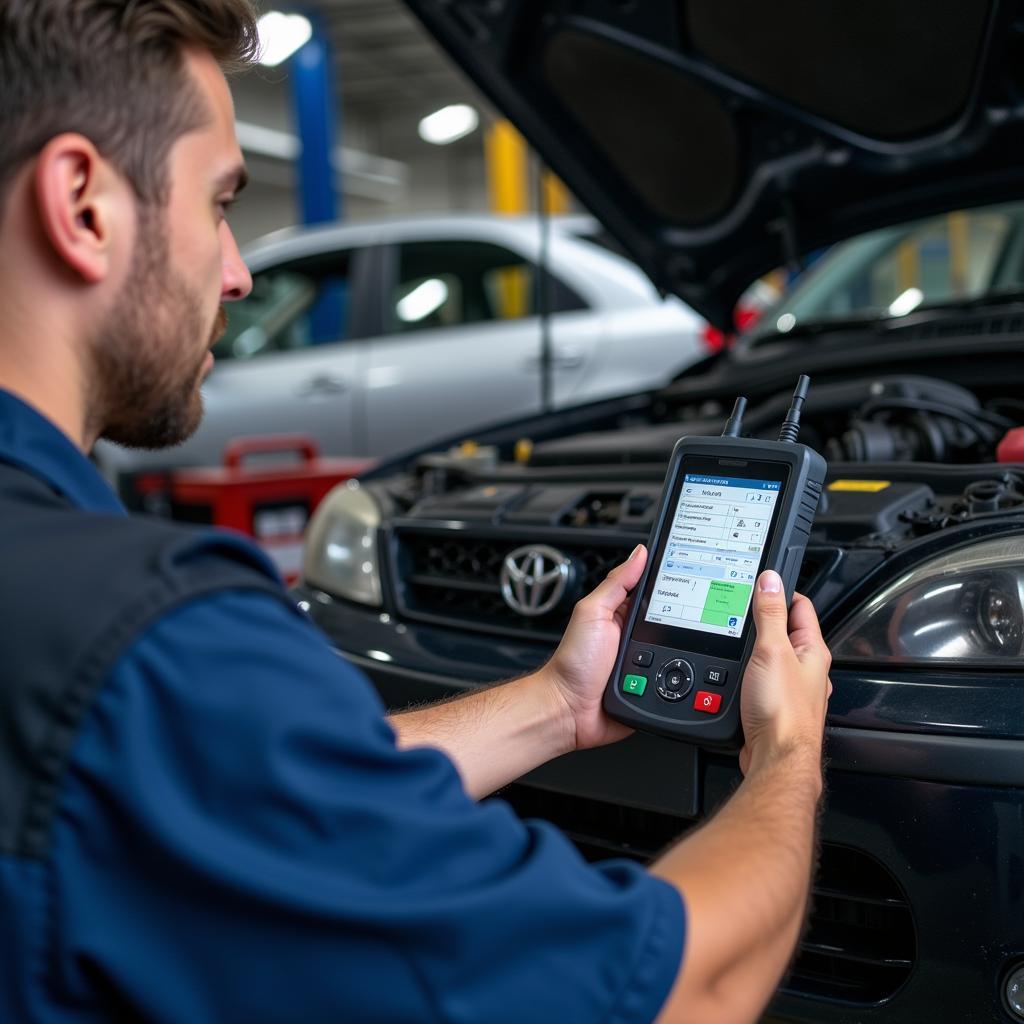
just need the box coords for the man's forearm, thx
[653,746,822,1024]
[387,668,575,799]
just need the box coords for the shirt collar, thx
[0,389,126,515]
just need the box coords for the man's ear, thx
[32,133,131,285]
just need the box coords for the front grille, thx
[393,526,633,640]
[392,525,837,641]
[789,844,915,1004]
[502,785,915,1006]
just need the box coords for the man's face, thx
[94,49,251,450]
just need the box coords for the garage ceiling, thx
[299,0,480,118]
[229,1,498,240]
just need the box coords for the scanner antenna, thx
[722,396,747,438]
[778,374,811,444]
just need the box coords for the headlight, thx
[302,480,383,606]
[830,536,1024,664]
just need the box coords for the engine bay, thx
[397,374,1024,552]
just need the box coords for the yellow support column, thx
[541,170,570,215]
[486,120,529,215]
[485,121,574,319]
[485,119,572,217]
[486,120,530,319]
[896,239,920,294]
[948,211,969,296]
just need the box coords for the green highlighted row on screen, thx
[700,580,753,627]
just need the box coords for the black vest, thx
[0,460,297,859]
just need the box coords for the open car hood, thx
[405,0,1024,327]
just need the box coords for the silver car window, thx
[389,240,586,335]
[215,252,356,361]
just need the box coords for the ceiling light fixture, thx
[418,104,479,145]
[257,11,313,67]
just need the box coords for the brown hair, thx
[0,0,260,206]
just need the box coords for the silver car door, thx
[363,318,543,456]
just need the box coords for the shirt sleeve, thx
[49,589,685,1024]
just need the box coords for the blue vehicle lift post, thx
[291,11,341,224]
[290,13,346,342]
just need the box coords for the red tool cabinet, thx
[170,436,373,584]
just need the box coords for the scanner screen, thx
[644,473,781,638]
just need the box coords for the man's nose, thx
[221,222,252,301]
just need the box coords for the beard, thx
[90,207,226,450]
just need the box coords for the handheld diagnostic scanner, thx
[602,375,827,749]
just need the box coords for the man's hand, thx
[543,543,647,751]
[739,569,832,778]
[389,544,647,797]
[652,571,832,1024]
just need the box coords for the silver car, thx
[93,214,706,500]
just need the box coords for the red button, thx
[693,690,722,714]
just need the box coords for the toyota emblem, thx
[500,545,573,617]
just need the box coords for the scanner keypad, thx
[622,642,739,720]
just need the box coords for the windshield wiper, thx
[748,289,1024,346]
[744,313,886,345]
[904,288,1024,318]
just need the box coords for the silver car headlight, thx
[302,480,383,607]
[830,536,1024,664]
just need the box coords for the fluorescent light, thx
[888,287,924,317]
[397,279,449,322]
[257,11,313,67]
[418,104,479,145]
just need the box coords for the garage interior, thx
[6,2,1024,1022]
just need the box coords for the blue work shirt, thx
[0,390,685,1023]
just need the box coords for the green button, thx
[622,673,648,696]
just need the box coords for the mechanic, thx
[0,2,832,1021]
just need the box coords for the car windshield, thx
[747,200,1024,342]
